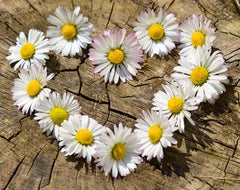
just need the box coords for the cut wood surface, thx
[0,0,240,189]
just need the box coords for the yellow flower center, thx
[26,80,41,97]
[62,24,77,40]
[112,143,126,160]
[50,107,69,126]
[190,66,209,86]
[191,31,205,48]
[148,125,163,143]
[108,49,125,64]
[168,97,184,114]
[148,23,164,40]
[75,129,93,145]
[20,43,35,60]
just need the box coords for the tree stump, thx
[0,0,240,189]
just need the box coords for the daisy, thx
[94,123,142,178]
[152,81,200,133]
[135,110,177,162]
[58,114,106,163]
[7,29,49,70]
[133,8,178,57]
[89,28,144,84]
[34,92,81,138]
[12,64,54,114]
[172,46,228,104]
[178,14,215,57]
[47,6,94,57]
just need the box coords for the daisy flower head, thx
[152,81,200,133]
[133,8,178,57]
[58,114,106,163]
[178,14,215,57]
[172,46,228,105]
[94,123,143,178]
[12,64,54,114]
[89,28,144,84]
[135,109,177,162]
[7,29,49,70]
[47,6,94,57]
[35,92,81,139]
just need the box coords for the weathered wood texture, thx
[0,0,240,189]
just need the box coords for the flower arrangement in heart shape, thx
[7,5,228,178]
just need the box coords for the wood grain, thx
[0,0,239,189]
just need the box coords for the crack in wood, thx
[232,136,239,158]
[225,59,240,64]
[166,0,175,11]
[106,1,115,29]
[24,0,43,18]
[199,118,226,126]
[109,108,137,120]
[7,130,22,142]
[66,89,109,104]
[2,156,25,190]
[224,47,240,57]
[214,140,235,150]
[218,30,240,39]
[223,156,231,177]
[194,0,218,18]
[193,176,217,190]
[128,83,150,87]
[213,18,219,32]
[103,83,110,125]
[26,144,47,175]
[90,0,93,12]
[78,55,90,94]
[7,116,29,141]
[7,12,22,26]
[40,148,59,188]
[53,68,78,78]
[144,75,165,82]
[126,23,133,29]
[194,175,240,181]
[119,95,136,99]
[0,116,28,142]
[9,148,23,159]
[38,177,43,190]
[112,21,122,29]
[0,135,11,144]
[123,15,131,26]
[58,68,79,73]
[225,53,240,62]
[4,22,19,35]
[71,0,74,9]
